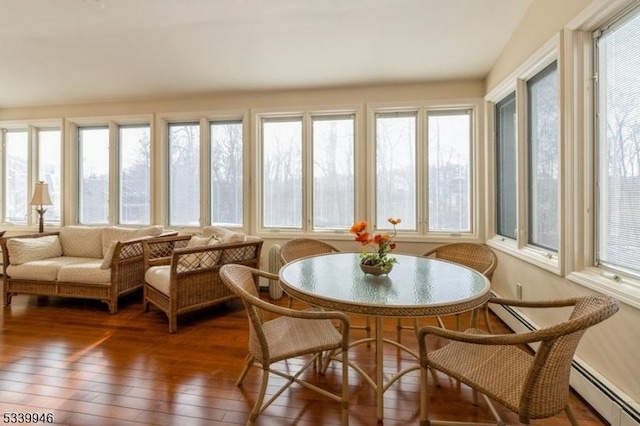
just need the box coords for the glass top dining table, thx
[279,252,491,422]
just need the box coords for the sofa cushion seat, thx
[56,259,111,284]
[5,256,94,281]
[144,265,171,295]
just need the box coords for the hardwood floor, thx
[0,291,606,425]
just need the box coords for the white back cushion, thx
[7,235,63,265]
[60,226,103,258]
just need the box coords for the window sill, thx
[568,268,640,310]
[487,236,561,276]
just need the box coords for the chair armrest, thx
[419,297,583,347]
[143,235,191,269]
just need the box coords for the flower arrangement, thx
[350,217,401,273]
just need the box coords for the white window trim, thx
[157,110,249,233]
[485,34,564,275]
[563,0,640,307]
[67,114,153,226]
[367,99,484,241]
[0,119,63,230]
[253,105,362,239]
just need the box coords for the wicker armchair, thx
[142,235,263,333]
[280,238,372,341]
[397,243,498,342]
[417,296,620,425]
[279,238,339,309]
[220,265,350,426]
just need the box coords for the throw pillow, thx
[7,235,63,265]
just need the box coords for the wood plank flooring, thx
[0,291,606,425]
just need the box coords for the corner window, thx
[596,10,640,277]
[495,92,518,240]
[527,61,559,252]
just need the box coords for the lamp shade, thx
[29,181,53,206]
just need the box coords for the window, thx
[1,125,61,229]
[375,112,417,230]
[312,115,354,229]
[260,112,356,231]
[495,92,517,240]
[37,128,62,223]
[119,125,151,225]
[428,110,472,232]
[78,126,110,224]
[168,122,200,227]
[489,53,560,263]
[528,61,559,251]
[374,107,475,234]
[596,10,640,277]
[211,120,243,227]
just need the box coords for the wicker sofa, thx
[0,225,176,313]
[142,228,263,333]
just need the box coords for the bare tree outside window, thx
[597,13,640,275]
[528,62,559,252]
[312,115,354,229]
[262,118,302,228]
[169,123,200,227]
[119,125,150,225]
[4,130,28,223]
[428,111,471,232]
[79,127,109,224]
[375,113,416,230]
[211,121,243,227]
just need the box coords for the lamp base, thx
[35,207,47,233]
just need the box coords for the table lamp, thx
[29,181,53,233]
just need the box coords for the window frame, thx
[0,120,63,231]
[565,1,640,309]
[67,115,153,226]
[485,35,564,275]
[254,106,361,237]
[157,111,249,232]
[367,101,482,240]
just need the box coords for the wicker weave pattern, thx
[279,238,340,265]
[422,243,497,279]
[418,296,620,425]
[220,264,350,426]
[142,237,263,333]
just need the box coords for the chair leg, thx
[341,343,350,426]
[483,304,493,333]
[248,368,270,426]
[420,366,431,426]
[565,405,579,426]
[237,355,254,385]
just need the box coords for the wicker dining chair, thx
[397,243,498,343]
[417,295,620,426]
[219,264,351,426]
[279,238,373,342]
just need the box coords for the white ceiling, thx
[0,0,532,108]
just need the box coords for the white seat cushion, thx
[5,257,93,281]
[145,265,171,296]
[56,259,111,284]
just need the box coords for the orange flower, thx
[355,232,371,245]
[387,218,402,226]
[374,233,391,245]
[350,220,369,235]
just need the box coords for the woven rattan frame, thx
[142,235,263,333]
[397,243,498,342]
[220,264,351,426]
[1,231,176,314]
[417,296,620,426]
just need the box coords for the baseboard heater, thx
[491,293,640,426]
